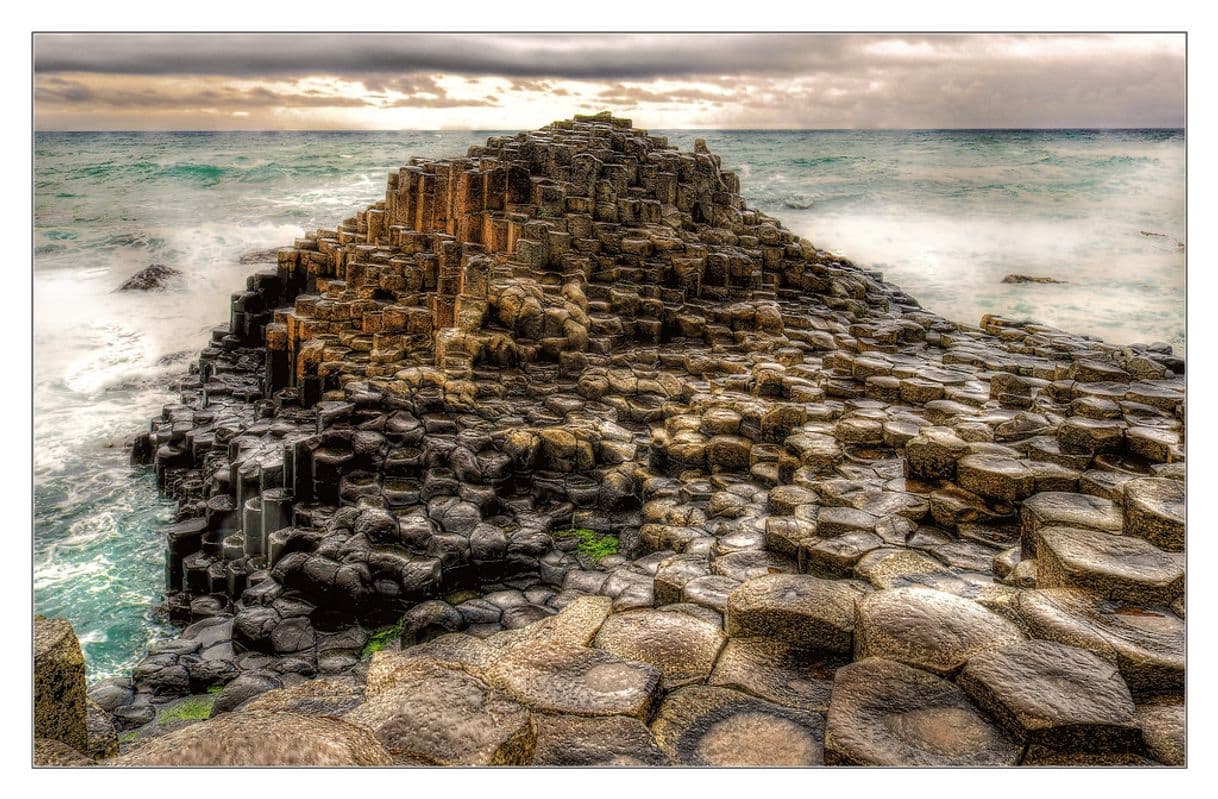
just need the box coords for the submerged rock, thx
[117,263,182,291]
[1002,274,1066,284]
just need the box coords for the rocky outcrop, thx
[34,617,88,757]
[118,264,182,291]
[84,112,1184,766]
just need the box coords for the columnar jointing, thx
[122,114,1184,764]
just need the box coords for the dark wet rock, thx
[399,599,465,645]
[118,263,183,291]
[84,699,119,760]
[1002,274,1066,284]
[958,639,1141,751]
[650,685,825,766]
[112,710,393,766]
[854,586,1025,676]
[531,714,670,766]
[209,671,284,716]
[824,657,1020,766]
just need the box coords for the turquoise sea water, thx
[32,129,1186,678]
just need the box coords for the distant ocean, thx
[32,128,1186,677]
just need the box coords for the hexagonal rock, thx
[1020,491,1123,559]
[113,710,393,766]
[709,636,841,714]
[485,643,662,720]
[366,633,493,692]
[653,554,711,605]
[706,435,752,472]
[1057,416,1125,455]
[1122,477,1185,552]
[1136,698,1185,765]
[682,574,740,613]
[725,574,861,654]
[1035,526,1183,605]
[824,657,1020,766]
[904,426,968,480]
[531,714,670,766]
[650,685,825,766]
[593,609,726,689]
[956,454,1036,503]
[853,548,966,592]
[854,586,1026,676]
[345,658,535,765]
[1015,588,1184,693]
[958,640,1141,752]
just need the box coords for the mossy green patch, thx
[118,731,139,744]
[156,694,215,724]
[206,684,224,694]
[362,617,406,660]
[555,528,619,561]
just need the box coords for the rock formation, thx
[81,112,1183,766]
[117,263,183,291]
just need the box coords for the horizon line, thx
[34,126,1188,133]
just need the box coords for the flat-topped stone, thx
[593,609,725,689]
[1035,525,1183,604]
[650,685,826,766]
[824,657,1020,766]
[345,658,534,765]
[958,639,1141,752]
[1122,477,1185,551]
[725,573,862,654]
[1016,588,1184,693]
[854,586,1026,676]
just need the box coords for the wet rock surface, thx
[118,263,183,291]
[68,113,1184,766]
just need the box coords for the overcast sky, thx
[33,33,1186,130]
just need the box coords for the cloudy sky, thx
[33,33,1185,130]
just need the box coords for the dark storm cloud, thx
[33,33,956,79]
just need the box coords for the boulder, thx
[34,616,87,752]
[1034,525,1183,604]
